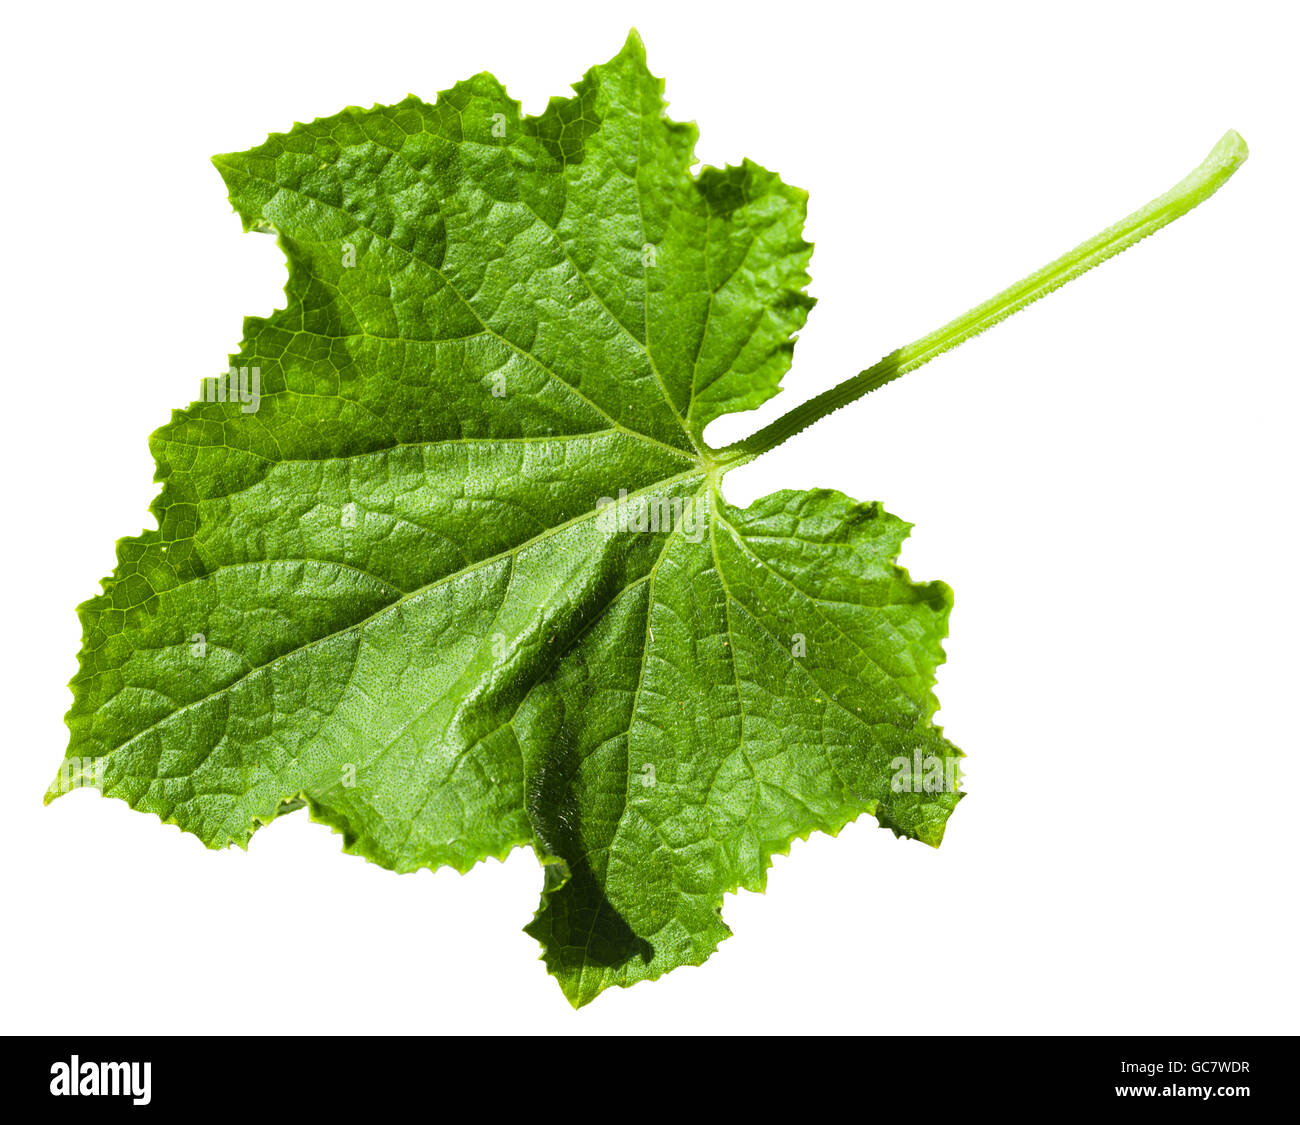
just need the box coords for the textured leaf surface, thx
[55,33,961,1005]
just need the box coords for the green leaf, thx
[54,30,1244,1006]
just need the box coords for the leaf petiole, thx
[718,129,1248,464]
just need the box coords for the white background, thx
[2,0,1295,1035]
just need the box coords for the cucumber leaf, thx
[54,32,969,1005]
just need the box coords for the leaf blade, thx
[56,34,960,1004]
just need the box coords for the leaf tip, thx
[620,27,648,59]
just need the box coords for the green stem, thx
[720,129,1248,463]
